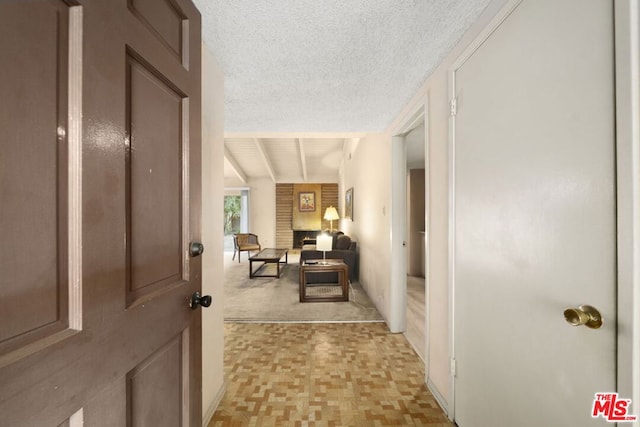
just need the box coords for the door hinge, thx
[450,358,457,377]
[450,98,457,116]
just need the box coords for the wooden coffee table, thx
[249,248,288,278]
[299,259,348,302]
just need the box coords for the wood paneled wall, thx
[275,184,293,248]
[275,183,338,249]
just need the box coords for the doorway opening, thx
[404,125,426,361]
[390,104,428,353]
[223,188,250,252]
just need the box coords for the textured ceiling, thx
[193,0,491,133]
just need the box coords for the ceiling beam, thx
[224,145,247,184]
[297,138,308,182]
[254,138,277,183]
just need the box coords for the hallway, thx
[209,323,451,426]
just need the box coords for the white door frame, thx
[447,0,640,422]
[389,103,428,338]
[614,0,640,414]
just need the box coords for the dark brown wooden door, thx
[0,1,203,425]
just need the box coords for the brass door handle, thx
[563,305,603,329]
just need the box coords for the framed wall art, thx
[299,191,316,212]
[345,187,353,220]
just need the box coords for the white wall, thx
[201,42,225,425]
[340,135,394,323]
[247,178,276,248]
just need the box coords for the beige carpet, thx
[224,251,384,322]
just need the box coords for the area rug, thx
[224,252,384,322]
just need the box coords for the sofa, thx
[299,231,357,283]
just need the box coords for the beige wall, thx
[340,135,393,321]
[247,178,277,248]
[224,176,245,188]
[201,42,225,425]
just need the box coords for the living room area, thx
[222,135,427,354]
[222,148,388,324]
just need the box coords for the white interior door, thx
[452,0,616,426]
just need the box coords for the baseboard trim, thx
[224,319,385,324]
[427,378,451,420]
[202,382,227,427]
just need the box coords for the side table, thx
[299,260,348,302]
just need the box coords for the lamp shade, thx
[316,234,332,252]
[323,206,339,221]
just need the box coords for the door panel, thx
[128,0,186,61]
[453,0,615,426]
[0,1,203,425]
[127,333,186,427]
[0,0,69,353]
[127,53,185,303]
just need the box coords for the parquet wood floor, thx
[209,323,453,426]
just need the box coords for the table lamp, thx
[316,234,332,265]
[323,206,339,232]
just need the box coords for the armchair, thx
[232,233,261,262]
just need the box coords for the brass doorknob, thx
[563,305,603,329]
